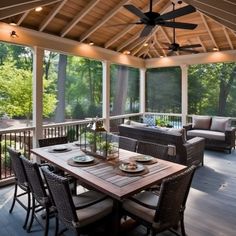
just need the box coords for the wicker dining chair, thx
[20,156,53,236]
[137,141,169,160]
[38,136,68,147]
[122,165,196,236]
[7,147,31,229]
[119,136,137,152]
[41,166,113,236]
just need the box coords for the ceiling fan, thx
[124,0,198,38]
[161,3,201,56]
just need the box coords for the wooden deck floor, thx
[0,149,236,236]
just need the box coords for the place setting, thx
[48,144,72,153]
[130,155,158,165]
[67,154,99,167]
[116,160,149,177]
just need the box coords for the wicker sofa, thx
[118,124,205,166]
[183,116,236,153]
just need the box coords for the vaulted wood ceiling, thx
[0,0,236,59]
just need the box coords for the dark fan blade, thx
[161,21,197,30]
[167,50,176,56]
[179,48,199,53]
[140,25,154,37]
[158,5,196,21]
[124,5,149,20]
[179,44,201,49]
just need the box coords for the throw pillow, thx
[123,119,130,125]
[210,117,230,132]
[143,115,155,126]
[192,115,211,130]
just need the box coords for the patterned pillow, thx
[143,115,155,126]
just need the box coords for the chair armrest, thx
[74,195,107,210]
[129,196,157,210]
[183,124,192,131]
[225,127,236,147]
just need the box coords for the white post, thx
[102,60,110,131]
[181,64,188,126]
[32,46,44,150]
[140,68,146,116]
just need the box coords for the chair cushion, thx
[187,130,225,141]
[130,120,148,127]
[192,115,211,130]
[76,196,113,227]
[123,191,158,224]
[210,117,230,132]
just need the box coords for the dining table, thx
[31,142,186,235]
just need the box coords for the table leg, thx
[112,200,122,236]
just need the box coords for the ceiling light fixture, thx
[123,50,131,55]
[9,20,17,26]
[10,31,18,38]
[89,41,94,46]
[213,47,219,51]
[35,6,43,12]
[143,42,149,47]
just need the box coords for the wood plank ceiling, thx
[0,0,236,59]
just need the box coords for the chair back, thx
[154,165,196,227]
[38,136,68,147]
[137,141,168,160]
[42,167,79,229]
[21,157,49,206]
[119,136,137,152]
[7,147,28,187]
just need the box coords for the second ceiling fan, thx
[124,0,198,37]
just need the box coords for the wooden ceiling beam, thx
[39,0,67,32]
[0,0,41,10]
[223,27,234,50]
[0,0,61,20]
[104,0,161,49]
[154,34,166,56]
[60,0,99,37]
[79,0,130,42]
[200,13,218,49]
[17,10,30,25]
[197,36,206,52]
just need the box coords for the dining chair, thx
[119,136,137,152]
[38,136,68,147]
[122,165,196,236]
[41,166,113,236]
[7,147,31,229]
[20,156,53,236]
[137,141,169,160]
[38,136,77,194]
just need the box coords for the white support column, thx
[32,46,44,149]
[140,68,146,116]
[181,64,188,126]
[102,60,110,131]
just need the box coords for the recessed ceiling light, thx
[123,50,131,55]
[89,41,94,46]
[9,21,17,26]
[160,55,164,58]
[143,42,149,47]
[213,47,219,51]
[35,6,43,12]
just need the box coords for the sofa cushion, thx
[210,117,230,132]
[192,115,211,130]
[187,130,225,141]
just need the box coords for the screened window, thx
[146,67,181,113]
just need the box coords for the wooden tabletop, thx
[31,143,186,201]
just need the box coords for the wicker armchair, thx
[137,141,169,160]
[7,147,31,229]
[122,165,196,236]
[119,136,137,152]
[21,156,53,236]
[41,167,113,236]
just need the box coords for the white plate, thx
[133,155,153,162]
[119,163,144,173]
[72,155,94,163]
[52,145,68,151]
